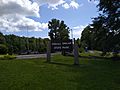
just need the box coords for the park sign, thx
[47,38,79,65]
[51,39,73,52]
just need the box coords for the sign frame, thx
[51,39,73,52]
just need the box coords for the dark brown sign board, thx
[51,39,73,52]
[47,39,79,65]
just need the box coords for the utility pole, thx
[71,29,73,40]
[26,26,29,53]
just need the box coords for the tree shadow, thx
[44,61,87,68]
[67,54,112,60]
[80,56,120,61]
[50,62,73,67]
[79,56,111,60]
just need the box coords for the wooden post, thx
[47,41,51,62]
[73,38,79,65]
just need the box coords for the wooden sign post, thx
[73,38,79,65]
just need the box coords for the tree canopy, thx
[48,19,70,41]
[81,0,120,52]
[0,32,49,54]
[0,32,6,44]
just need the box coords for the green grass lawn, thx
[0,55,120,90]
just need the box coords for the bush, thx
[0,55,16,60]
[0,44,8,54]
[79,47,85,53]
[111,52,120,61]
[38,47,46,53]
[101,52,106,56]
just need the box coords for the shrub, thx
[0,55,16,60]
[79,47,85,53]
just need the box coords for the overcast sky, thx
[0,0,99,39]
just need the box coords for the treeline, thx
[80,0,120,55]
[0,32,49,54]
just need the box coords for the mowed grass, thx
[0,55,120,90]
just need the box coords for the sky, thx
[0,0,99,39]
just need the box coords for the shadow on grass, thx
[44,61,73,67]
[51,62,73,67]
[80,56,111,60]
[44,61,87,68]
[80,56,120,61]
[67,54,112,60]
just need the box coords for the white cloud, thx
[35,0,65,10]
[35,0,81,10]
[0,0,40,17]
[69,1,80,9]
[39,23,48,30]
[0,15,48,32]
[0,0,81,35]
[0,0,48,33]
[62,0,82,9]
[88,0,99,5]
[72,25,87,38]
[62,3,70,9]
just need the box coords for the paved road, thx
[16,53,60,59]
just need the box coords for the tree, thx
[81,26,94,50]
[97,0,119,52]
[90,15,109,51]
[5,34,20,54]
[0,32,50,54]
[48,19,70,40]
[0,44,8,54]
[81,0,120,54]
[98,0,120,52]
[0,32,6,44]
